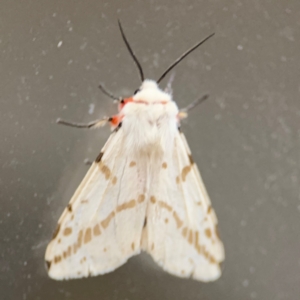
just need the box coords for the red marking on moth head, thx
[109,115,123,128]
[110,116,119,126]
[119,97,133,110]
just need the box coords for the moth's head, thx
[133,79,171,103]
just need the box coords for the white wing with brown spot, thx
[142,131,224,282]
[45,129,148,280]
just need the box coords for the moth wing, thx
[45,129,148,280]
[142,131,224,281]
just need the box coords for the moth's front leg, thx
[178,94,209,120]
[56,114,123,129]
[56,117,109,129]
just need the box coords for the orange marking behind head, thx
[108,114,123,128]
[119,97,133,110]
[109,116,119,126]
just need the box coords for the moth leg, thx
[56,117,109,129]
[178,94,209,119]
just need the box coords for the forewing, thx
[45,129,148,280]
[142,131,224,281]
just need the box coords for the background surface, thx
[1,1,300,299]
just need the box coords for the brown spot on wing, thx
[131,242,135,251]
[67,203,72,212]
[165,218,169,223]
[162,162,167,169]
[93,224,101,236]
[100,164,111,180]
[129,161,136,167]
[138,194,145,203]
[209,255,217,264]
[84,228,92,244]
[52,224,61,239]
[205,228,212,238]
[54,255,62,264]
[181,166,191,181]
[150,196,156,204]
[176,225,219,264]
[188,154,194,165]
[116,199,136,212]
[182,227,188,238]
[173,211,183,228]
[112,176,117,185]
[176,176,180,184]
[95,151,104,163]
[151,243,155,250]
[143,217,147,228]
[63,227,72,236]
[101,211,115,229]
[81,199,89,204]
[158,200,172,212]
[207,206,212,214]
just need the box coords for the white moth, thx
[45,21,224,282]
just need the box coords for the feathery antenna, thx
[118,20,144,82]
[157,33,215,84]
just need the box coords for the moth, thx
[45,21,224,281]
